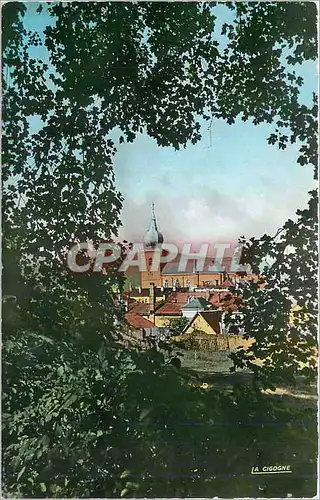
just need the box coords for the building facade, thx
[134,204,256,290]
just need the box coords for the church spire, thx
[144,202,164,248]
[150,202,157,229]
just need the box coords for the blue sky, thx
[22,2,318,245]
[115,115,316,244]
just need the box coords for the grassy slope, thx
[176,348,318,498]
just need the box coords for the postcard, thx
[2,1,318,498]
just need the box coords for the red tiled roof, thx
[210,292,238,312]
[210,292,228,306]
[122,297,137,306]
[166,291,209,304]
[210,292,242,312]
[128,302,151,316]
[125,312,155,329]
[155,302,182,316]
[123,288,163,298]
[219,279,234,289]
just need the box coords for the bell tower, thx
[140,203,163,288]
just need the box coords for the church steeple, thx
[144,202,164,248]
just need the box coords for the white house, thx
[181,296,213,320]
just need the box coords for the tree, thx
[2,1,317,497]
[226,190,318,389]
[168,316,189,335]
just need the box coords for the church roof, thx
[161,255,234,275]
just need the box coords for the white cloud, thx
[117,184,315,246]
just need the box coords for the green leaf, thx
[17,466,25,481]
[57,365,64,376]
[125,481,139,491]
[139,407,152,421]
[120,470,131,479]
[40,483,46,492]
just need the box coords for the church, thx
[126,204,256,291]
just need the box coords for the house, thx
[153,292,212,327]
[128,301,153,318]
[183,310,223,336]
[181,296,213,320]
[154,301,182,327]
[124,312,160,340]
[122,287,165,305]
